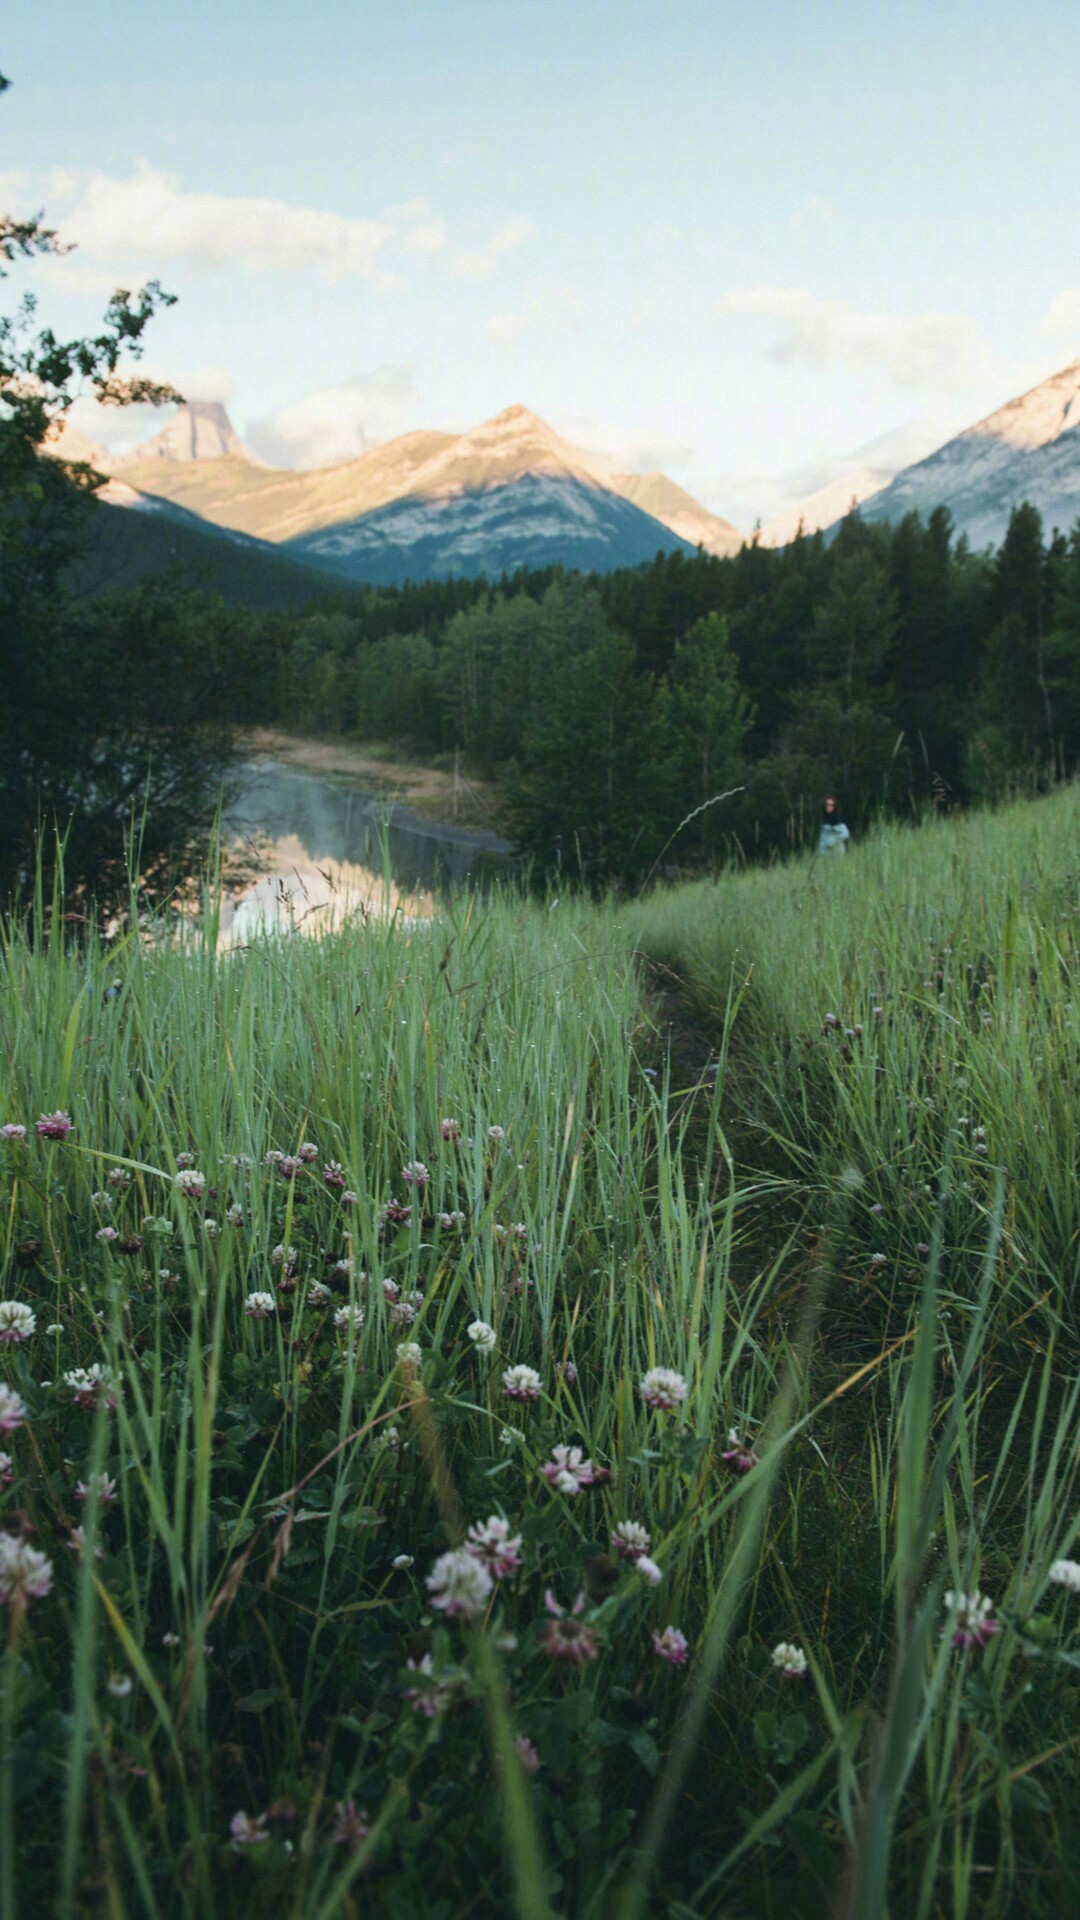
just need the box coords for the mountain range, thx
[48,357,1080,587]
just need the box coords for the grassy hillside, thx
[3,793,1080,1915]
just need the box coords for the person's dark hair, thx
[822,796,844,823]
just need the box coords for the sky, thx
[4,0,1080,530]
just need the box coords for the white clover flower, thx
[174,1169,206,1200]
[64,1364,118,1410]
[395,1341,422,1370]
[392,1553,414,1570]
[540,1443,598,1494]
[0,1301,35,1344]
[76,1473,117,1504]
[225,1203,244,1227]
[307,1281,333,1306]
[0,1124,27,1142]
[201,1217,218,1237]
[426,1547,494,1619]
[244,1293,277,1320]
[467,1320,497,1353]
[106,1673,133,1698]
[401,1160,430,1188]
[175,1151,196,1170]
[771,1641,808,1676]
[639,1367,688,1412]
[439,1210,466,1231]
[870,1252,887,1267]
[635,1555,663,1586]
[341,1189,358,1208]
[1049,1558,1080,1594]
[465,1515,523,1578]
[502,1364,542,1403]
[95,1227,119,1244]
[0,1534,53,1606]
[298,1142,319,1163]
[0,1386,26,1434]
[45,1324,62,1336]
[269,1244,296,1268]
[334,1304,365,1333]
[90,1191,113,1210]
[487,1126,506,1142]
[107,1168,131,1190]
[652,1625,689,1666]
[229,1810,269,1847]
[499,1426,523,1449]
[612,1521,651,1562]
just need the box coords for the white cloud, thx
[20,161,394,285]
[246,366,422,469]
[485,281,582,345]
[715,286,1001,390]
[453,215,534,280]
[65,364,240,450]
[1041,290,1080,340]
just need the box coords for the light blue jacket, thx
[819,820,850,855]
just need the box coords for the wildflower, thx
[263,1149,283,1167]
[396,1341,422,1371]
[870,1252,887,1267]
[652,1626,689,1666]
[426,1547,493,1619]
[0,1124,26,1142]
[612,1520,651,1562]
[557,1358,578,1385]
[502,1364,542,1403]
[95,1226,120,1246]
[225,1203,244,1227]
[382,1278,401,1305]
[771,1641,808,1676]
[721,1429,759,1474]
[0,1387,26,1434]
[467,1320,497,1353]
[636,1555,663,1587]
[515,1735,540,1772]
[323,1161,346,1189]
[341,1189,358,1209]
[380,1425,402,1452]
[174,1169,206,1201]
[944,1590,1000,1651]
[499,1426,523,1449]
[276,1155,301,1180]
[487,1125,506,1142]
[76,1473,117,1504]
[35,1111,73,1140]
[380,1198,411,1232]
[391,1553,414,1570]
[439,1210,466,1230]
[269,1244,296,1269]
[1049,1559,1080,1594]
[67,1525,104,1560]
[404,1651,454,1717]
[244,1293,276,1320]
[440,1118,461,1141]
[107,1167,131,1190]
[0,1456,11,1486]
[332,1799,370,1853]
[106,1673,133,1698]
[308,1281,333,1306]
[334,1304,365,1333]
[541,1589,598,1665]
[65,1364,118,1410]
[541,1444,599,1495]
[200,1217,217,1238]
[297,1142,319,1163]
[401,1160,429,1188]
[639,1367,688,1413]
[44,1324,62,1335]
[466,1515,523,1579]
[176,1151,197,1170]
[0,1534,53,1607]
[91,1191,113,1210]
[230,1810,269,1847]
[162,1632,181,1647]
[0,1302,35,1344]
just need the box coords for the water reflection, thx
[221,762,510,939]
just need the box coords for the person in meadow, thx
[818,796,850,856]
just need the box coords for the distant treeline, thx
[212,500,1080,885]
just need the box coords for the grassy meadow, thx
[4,791,1080,1916]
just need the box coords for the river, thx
[218,761,512,940]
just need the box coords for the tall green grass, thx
[2,797,1080,1914]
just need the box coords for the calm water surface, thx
[220,762,511,939]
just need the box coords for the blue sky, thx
[4,0,1079,527]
